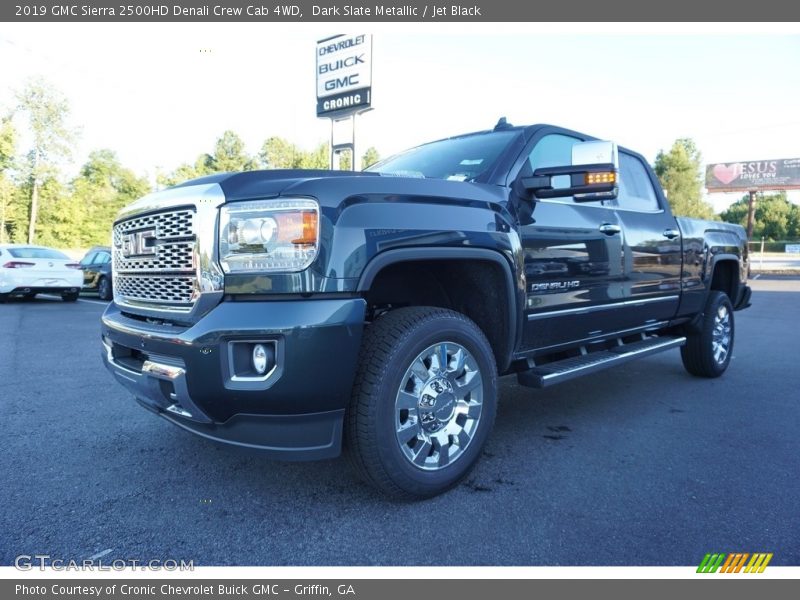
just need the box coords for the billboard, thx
[316,34,372,118]
[706,158,800,192]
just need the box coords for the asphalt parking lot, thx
[2,278,799,567]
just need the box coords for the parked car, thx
[79,246,113,300]
[0,244,82,302]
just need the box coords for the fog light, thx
[252,344,268,375]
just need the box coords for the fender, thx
[357,246,519,371]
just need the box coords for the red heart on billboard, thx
[712,163,742,185]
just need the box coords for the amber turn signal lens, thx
[585,171,616,185]
[274,211,318,245]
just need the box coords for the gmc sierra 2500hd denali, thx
[101,120,751,499]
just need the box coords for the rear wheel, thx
[681,291,734,378]
[346,307,497,500]
[98,277,112,301]
[62,291,79,302]
[0,293,8,304]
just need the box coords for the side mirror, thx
[522,140,619,202]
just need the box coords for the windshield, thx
[367,130,519,181]
[8,247,70,259]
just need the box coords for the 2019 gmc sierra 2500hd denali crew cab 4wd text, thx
[101,120,751,499]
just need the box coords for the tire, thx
[0,293,8,304]
[98,277,112,301]
[681,291,734,378]
[62,291,79,302]
[346,306,498,500]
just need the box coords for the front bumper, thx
[101,297,366,460]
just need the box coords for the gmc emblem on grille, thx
[121,229,157,258]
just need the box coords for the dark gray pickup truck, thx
[101,121,751,498]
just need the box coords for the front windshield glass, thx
[366,130,519,181]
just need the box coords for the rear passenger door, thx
[612,151,682,327]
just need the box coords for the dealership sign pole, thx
[316,34,373,171]
[706,158,800,240]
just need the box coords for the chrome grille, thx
[113,207,197,307]
[113,242,194,273]
[114,275,196,304]
[113,209,194,242]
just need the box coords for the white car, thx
[0,244,83,302]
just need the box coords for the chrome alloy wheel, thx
[394,342,483,471]
[712,304,732,364]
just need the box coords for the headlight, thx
[219,198,319,273]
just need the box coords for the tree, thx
[362,146,380,169]
[15,79,75,243]
[0,117,17,243]
[653,138,715,220]
[200,130,258,173]
[259,137,329,170]
[720,191,800,240]
[160,131,257,187]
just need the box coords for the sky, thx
[1,23,799,212]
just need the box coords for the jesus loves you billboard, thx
[706,158,800,192]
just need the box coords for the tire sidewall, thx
[370,315,497,497]
[99,277,111,300]
[703,292,734,376]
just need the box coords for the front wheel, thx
[62,291,79,302]
[681,291,734,378]
[346,307,497,500]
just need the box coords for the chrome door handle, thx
[663,228,681,239]
[599,223,621,235]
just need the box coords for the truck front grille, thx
[112,207,197,308]
[114,275,196,305]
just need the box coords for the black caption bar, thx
[4,0,800,21]
[4,580,798,600]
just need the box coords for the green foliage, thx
[654,138,715,220]
[259,137,329,170]
[159,130,258,187]
[3,82,389,249]
[14,78,75,243]
[70,150,152,246]
[0,117,15,172]
[719,191,800,240]
[362,146,380,169]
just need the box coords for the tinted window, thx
[367,130,519,181]
[81,252,97,266]
[8,247,70,259]
[93,252,111,264]
[616,153,660,211]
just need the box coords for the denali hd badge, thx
[121,229,157,258]
[530,280,580,292]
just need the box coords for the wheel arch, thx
[357,247,518,372]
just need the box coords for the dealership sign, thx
[316,34,372,118]
[706,158,800,192]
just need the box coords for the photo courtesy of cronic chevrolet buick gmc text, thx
[100,120,751,499]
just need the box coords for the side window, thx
[617,153,660,212]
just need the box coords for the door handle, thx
[599,223,621,235]
[663,228,681,239]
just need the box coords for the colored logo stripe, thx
[697,553,773,573]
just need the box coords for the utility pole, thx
[745,190,757,240]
